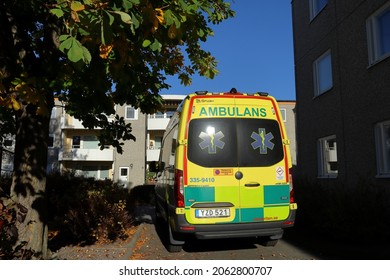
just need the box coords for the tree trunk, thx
[10,104,50,259]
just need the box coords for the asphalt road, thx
[129,221,390,260]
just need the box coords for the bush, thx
[1,173,143,257]
[47,173,134,245]
[293,176,390,242]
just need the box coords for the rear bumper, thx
[169,206,296,240]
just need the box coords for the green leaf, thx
[131,12,139,29]
[142,39,151,47]
[150,39,162,52]
[111,11,132,25]
[104,10,115,26]
[50,8,64,18]
[82,45,92,64]
[122,0,133,10]
[59,35,72,52]
[68,38,84,62]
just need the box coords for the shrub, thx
[47,173,134,245]
[1,173,137,257]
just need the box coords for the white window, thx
[310,0,328,20]
[313,50,333,97]
[125,106,138,120]
[375,120,390,177]
[318,135,338,177]
[280,108,287,122]
[367,2,390,65]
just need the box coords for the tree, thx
[0,0,234,258]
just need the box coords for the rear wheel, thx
[257,237,279,247]
[167,223,184,253]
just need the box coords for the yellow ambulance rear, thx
[153,89,297,252]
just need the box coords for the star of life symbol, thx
[198,127,225,154]
[251,128,275,154]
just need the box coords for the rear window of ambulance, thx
[187,118,284,167]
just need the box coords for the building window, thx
[3,139,13,147]
[280,108,287,122]
[367,2,390,65]
[83,135,99,149]
[48,134,54,148]
[125,106,138,120]
[72,136,81,148]
[318,135,338,177]
[375,120,390,177]
[313,50,333,97]
[310,0,328,20]
[155,136,162,149]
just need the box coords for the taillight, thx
[289,170,295,204]
[174,169,184,207]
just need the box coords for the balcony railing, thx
[146,148,161,162]
[147,118,170,130]
[61,115,114,129]
[59,148,114,161]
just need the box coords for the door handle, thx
[244,182,260,187]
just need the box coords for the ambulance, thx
[151,89,297,252]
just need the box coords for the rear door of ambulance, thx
[183,94,291,225]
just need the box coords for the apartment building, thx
[291,0,390,186]
[45,96,185,187]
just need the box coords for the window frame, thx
[313,50,333,97]
[48,134,54,148]
[375,120,390,178]
[366,2,390,66]
[72,135,81,149]
[280,108,287,122]
[125,106,139,120]
[309,0,328,21]
[317,135,338,178]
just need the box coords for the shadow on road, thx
[129,182,390,260]
[283,225,390,260]
[133,203,390,259]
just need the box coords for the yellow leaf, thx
[99,44,113,59]
[71,10,80,22]
[155,8,165,24]
[70,1,85,12]
[10,96,21,111]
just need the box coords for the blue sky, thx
[160,1,296,100]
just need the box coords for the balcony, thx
[61,115,113,129]
[147,117,170,130]
[59,148,114,161]
[147,148,161,162]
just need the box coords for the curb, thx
[122,224,143,260]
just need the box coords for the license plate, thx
[195,208,230,218]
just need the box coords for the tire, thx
[257,237,278,247]
[167,223,184,253]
